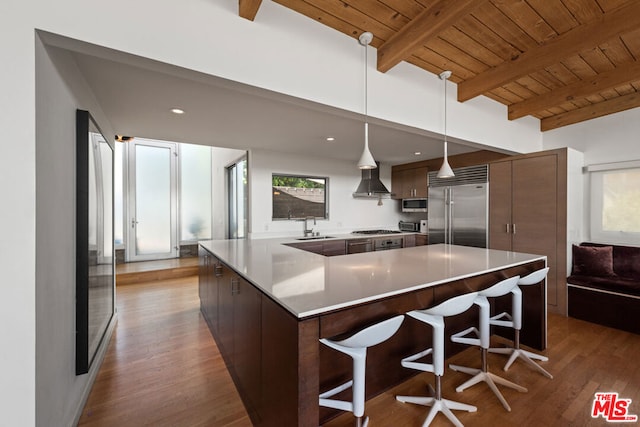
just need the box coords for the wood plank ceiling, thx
[239,0,640,131]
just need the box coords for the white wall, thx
[543,109,640,166]
[250,150,401,238]
[35,41,117,426]
[1,5,37,426]
[40,0,541,155]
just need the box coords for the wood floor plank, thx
[79,275,640,426]
[78,276,252,427]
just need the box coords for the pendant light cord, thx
[364,39,368,122]
[357,32,376,169]
[437,70,454,178]
[443,73,447,144]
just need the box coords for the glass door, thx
[227,157,248,239]
[127,139,178,261]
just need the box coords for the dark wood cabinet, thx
[416,234,428,246]
[199,247,262,422]
[233,277,262,417]
[489,149,568,315]
[391,150,511,201]
[198,246,219,332]
[322,239,347,256]
[391,167,428,199]
[403,234,416,247]
[217,264,235,358]
[198,247,208,309]
[287,239,346,256]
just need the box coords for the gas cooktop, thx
[351,230,402,235]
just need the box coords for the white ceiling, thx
[55,34,495,166]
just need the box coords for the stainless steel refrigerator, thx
[428,165,488,248]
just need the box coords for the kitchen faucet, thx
[303,216,316,237]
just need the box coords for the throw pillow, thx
[571,244,616,277]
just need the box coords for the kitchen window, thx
[272,174,328,220]
[590,165,640,245]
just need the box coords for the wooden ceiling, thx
[239,0,640,131]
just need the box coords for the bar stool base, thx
[396,393,476,427]
[488,347,553,379]
[448,365,527,412]
[355,415,369,427]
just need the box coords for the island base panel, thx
[199,245,546,426]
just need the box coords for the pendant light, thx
[437,70,455,178]
[357,32,377,170]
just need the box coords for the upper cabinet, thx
[391,167,428,199]
[391,150,510,200]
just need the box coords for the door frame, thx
[126,138,179,261]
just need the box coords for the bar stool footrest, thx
[451,326,481,347]
[320,379,353,399]
[400,347,435,373]
[489,311,513,328]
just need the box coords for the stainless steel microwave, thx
[402,198,427,212]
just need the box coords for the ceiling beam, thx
[458,1,640,102]
[509,61,640,120]
[376,0,485,73]
[541,91,640,131]
[239,0,262,21]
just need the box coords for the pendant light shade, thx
[437,70,455,178]
[358,122,376,169]
[357,32,377,170]
[437,141,454,178]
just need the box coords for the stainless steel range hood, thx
[352,162,393,198]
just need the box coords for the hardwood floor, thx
[79,275,640,426]
[78,276,251,427]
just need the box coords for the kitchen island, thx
[199,239,546,426]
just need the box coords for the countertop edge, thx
[199,240,546,320]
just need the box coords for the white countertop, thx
[200,239,546,319]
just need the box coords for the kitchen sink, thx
[295,236,335,240]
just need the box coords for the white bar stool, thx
[449,276,527,412]
[488,267,553,379]
[396,292,479,427]
[319,315,404,427]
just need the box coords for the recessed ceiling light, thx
[171,108,185,114]
[414,151,422,155]
[326,137,335,142]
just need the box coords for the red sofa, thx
[567,242,640,334]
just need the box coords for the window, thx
[114,142,124,246]
[272,174,328,220]
[590,167,640,244]
[180,143,212,241]
[228,158,248,239]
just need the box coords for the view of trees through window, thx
[602,169,640,232]
[272,174,327,219]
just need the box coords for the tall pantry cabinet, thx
[489,148,583,316]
